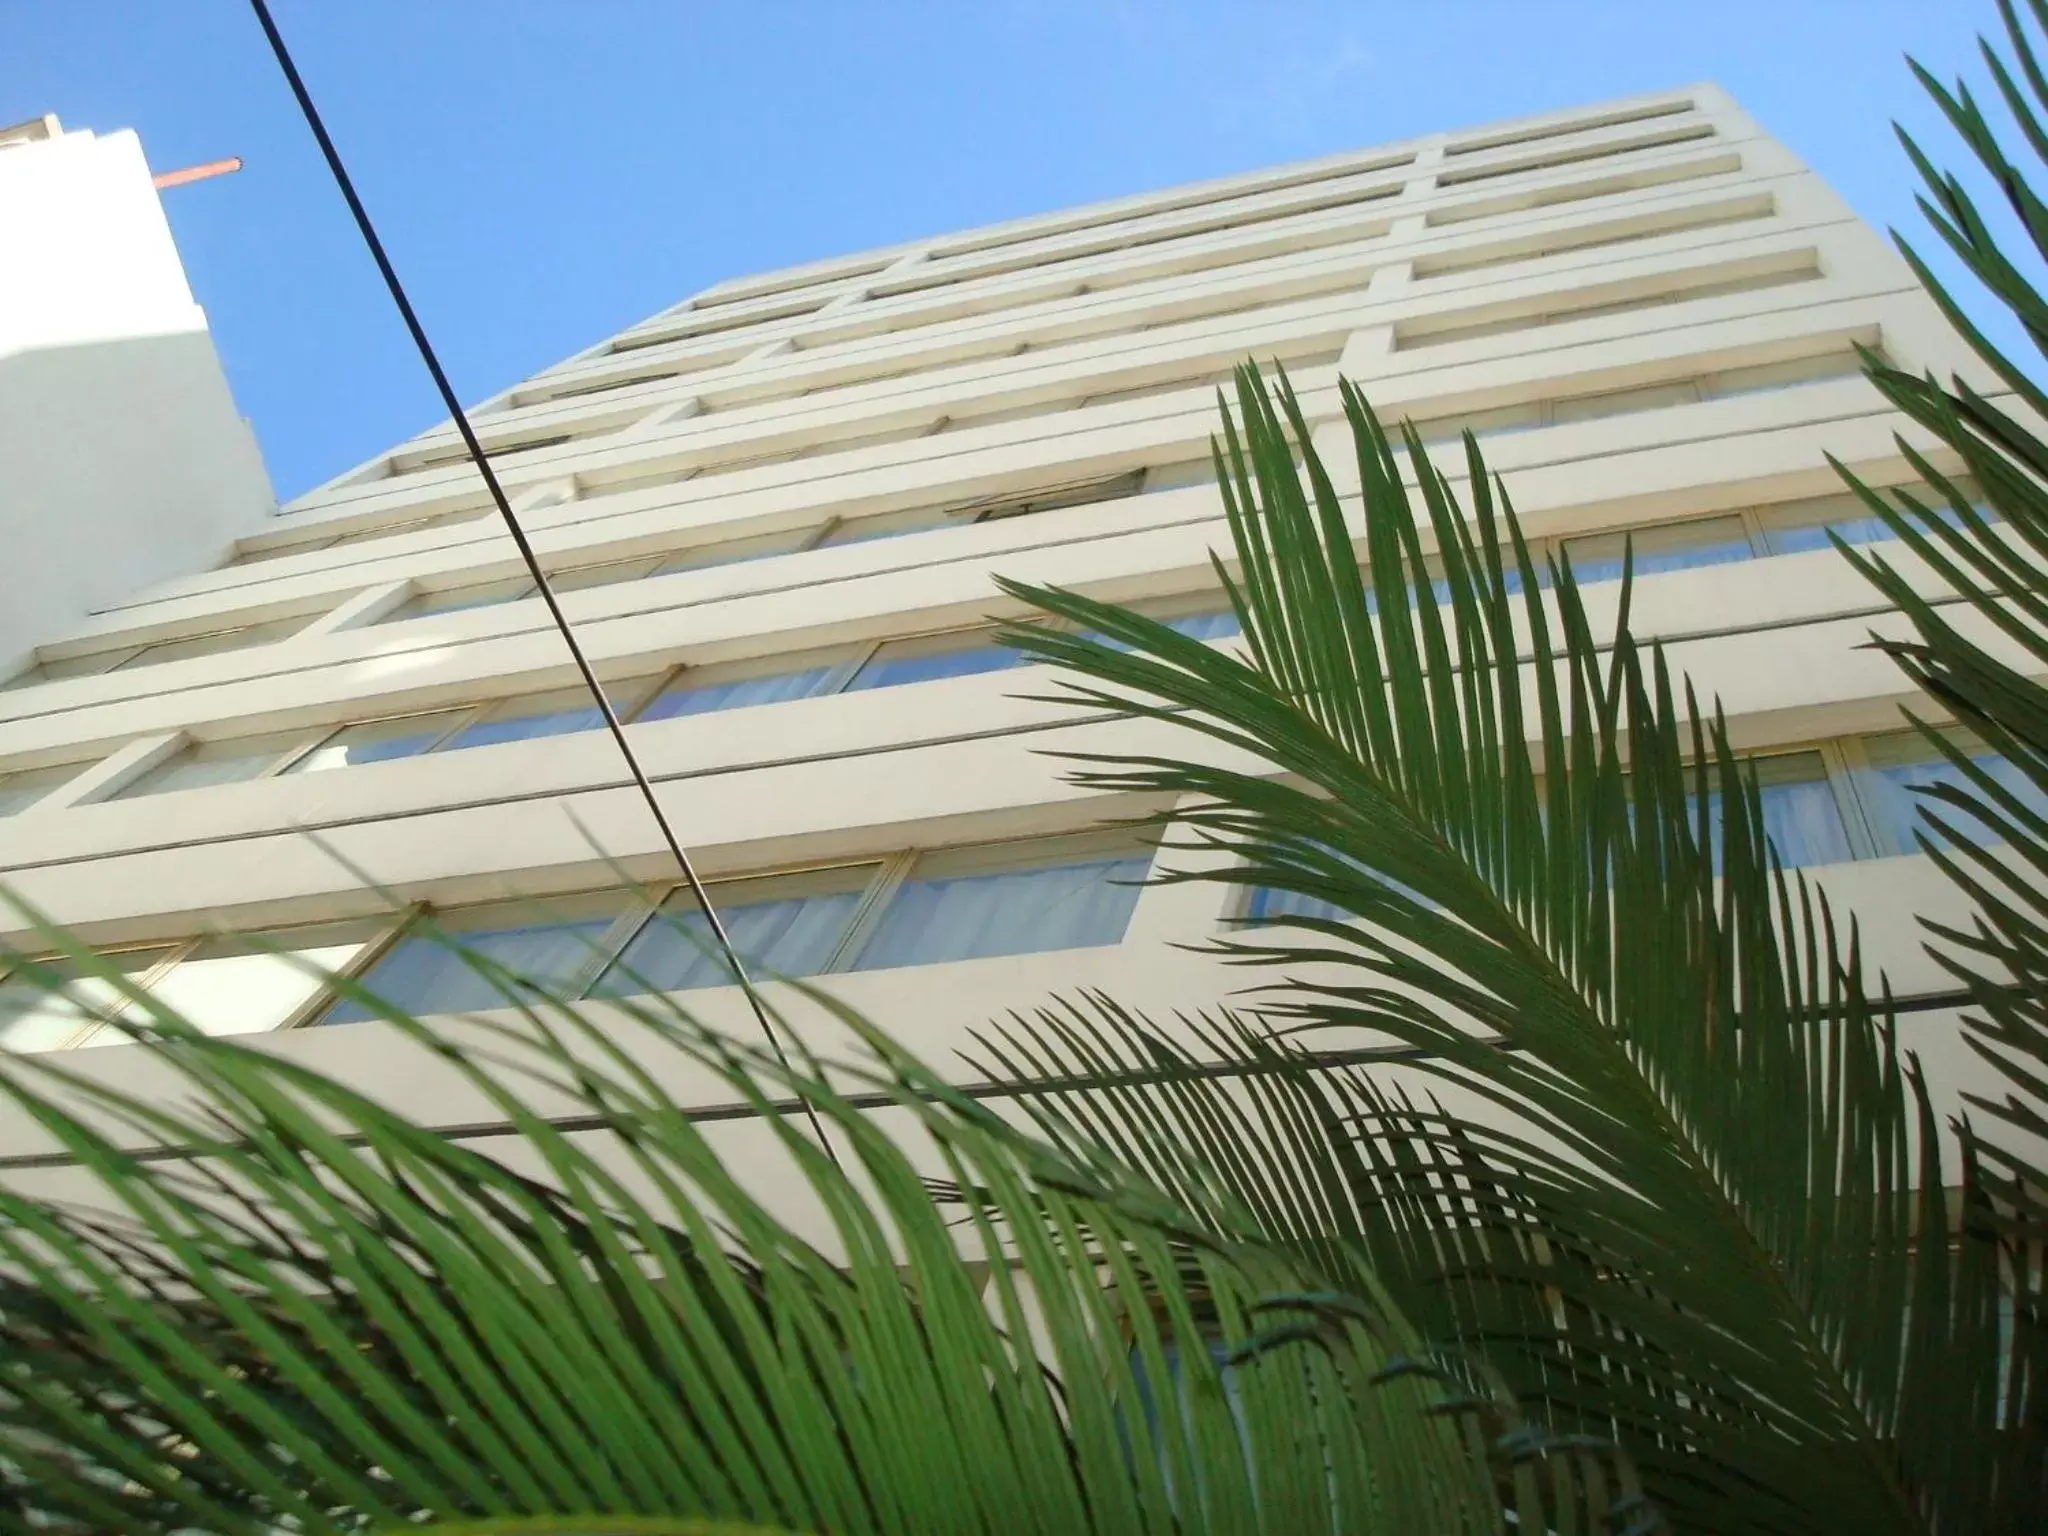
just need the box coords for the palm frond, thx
[992,360,1994,1532]
[0,905,1511,1535]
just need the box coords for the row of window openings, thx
[493,180,1775,440]
[27,467,1187,684]
[1242,725,2048,925]
[397,137,1747,436]
[19,340,1886,692]
[3,715,2027,1055]
[261,349,1319,564]
[0,484,1981,816]
[389,347,1337,492]
[0,829,1159,1053]
[606,112,1710,355]
[590,123,1719,409]
[636,97,1691,326]
[0,590,1244,811]
[261,317,1815,582]
[1393,256,1819,352]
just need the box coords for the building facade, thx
[0,86,2014,1182]
[0,113,274,682]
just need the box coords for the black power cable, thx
[246,0,835,1156]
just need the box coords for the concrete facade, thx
[0,87,2020,1183]
[0,114,275,682]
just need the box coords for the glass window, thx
[1549,379,1701,424]
[286,709,475,774]
[633,654,849,723]
[110,615,310,671]
[1858,730,2048,856]
[1141,459,1217,494]
[1560,514,1755,584]
[594,865,879,996]
[4,647,142,689]
[544,556,666,593]
[848,836,1152,971]
[0,946,177,1052]
[1757,493,1894,556]
[384,577,538,624]
[1082,593,1242,650]
[119,920,385,1041]
[1242,886,1349,924]
[437,684,648,753]
[0,763,81,818]
[322,895,635,1024]
[1699,751,1853,870]
[844,630,1024,691]
[814,507,970,548]
[111,731,310,800]
[648,527,813,575]
[1701,352,1865,398]
[326,505,492,549]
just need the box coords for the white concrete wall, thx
[0,121,274,679]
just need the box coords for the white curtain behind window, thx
[851,851,1149,970]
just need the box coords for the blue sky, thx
[0,0,2015,500]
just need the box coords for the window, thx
[395,433,574,474]
[136,920,386,1041]
[634,652,852,722]
[1697,751,1854,871]
[4,615,310,688]
[285,709,475,774]
[1436,122,1716,187]
[1560,514,1755,584]
[1445,99,1693,157]
[0,946,177,1052]
[438,683,656,754]
[843,630,1024,691]
[385,577,540,624]
[1395,258,1818,351]
[1240,886,1349,925]
[0,763,80,818]
[594,865,882,996]
[846,835,1152,970]
[1856,731,2048,855]
[111,731,310,800]
[1411,351,1870,444]
[322,893,637,1025]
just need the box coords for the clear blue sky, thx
[0,0,2015,500]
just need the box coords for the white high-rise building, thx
[0,86,2010,1166]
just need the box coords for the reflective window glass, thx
[111,616,309,671]
[385,578,537,624]
[437,684,648,753]
[844,631,1023,691]
[130,920,386,1041]
[1858,731,2048,855]
[849,837,1151,970]
[0,763,81,818]
[595,866,878,996]
[634,657,846,722]
[0,947,176,1052]
[286,710,474,774]
[1697,751,1853,870]
[1560,514,1754,584]
[322,896,633,1024]
[112,731,310,800]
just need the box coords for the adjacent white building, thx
[0,113,274,682]
[0,87,2020,1179]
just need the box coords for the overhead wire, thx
[245,0,837,1158]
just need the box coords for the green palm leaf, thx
[0,902,1523,1535]
[992,360,1991,1531]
